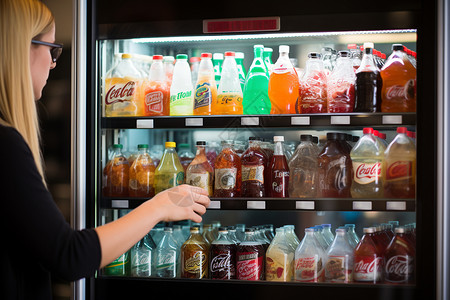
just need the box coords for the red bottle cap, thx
[407,131,416,138]
[363,127,374,135]
[381,53,386,59]
[201,53,212,58]
[152,55,163,60]
[379,132,387,139]
[373,130,380,137]
[224,51,235,57]
[397,127,408,134]
[189,57,201,63]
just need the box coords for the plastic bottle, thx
[103,144,130,197]
[194,53,217,115]
[288,134,320,198]
[153,142,185,194]
[170,54,194,116]
[268,45,299,114]
[263,47,274,74]
[163,56,175,87]
[298,52,328,113]
[384,127,416,198]
[241,137,267,197]
[150,225,164,246]
[210,227,237,279]
[381,44,417,112]
[313,226,330,252]
[327,51,356,113]
[345,224,360,248]
[242,45,271,115]
[190,56,201,88]
[228,226,241,244]
[103,251,130,276]
[129,144,155,198]
[214,51,244,115]
[130,233,157,277]
[236,228,265,280]
[214,140,241,197]
[325,228,354,283]
[284,225,300,250]
[350,128,384,198]
[235,52,247,93]
[178,143,195,173]
[186,141,214,196]
[212,53,224,89]
[295,228,326,282]
[321,224,335,246]
[269,136,290,197]
[142,55,170,116]
[347,44,362,71]
[383,227,415,283]
[181,226,209,279]
[353,227,383,283]
[155,227,180,278]
[266,227,295,281]
[173,224,187,247]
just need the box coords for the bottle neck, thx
[273,141,285,156]
[196,145,206,156]
[149,60,165,81]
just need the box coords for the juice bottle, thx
[153,142,185,194]
[269,136,290,197]
[295,228,326,282]
[186,141,214,196]
[170,54,194,116]
[325,228,354,283]
[242,45,271,115]
[143,55,170,116]
[241,137,267,197]
[266,227,295,282]
[235,52,247,93]
[327,51,356,113]
[214,140,241,197]
[381,44,416,112]
[298,52,328,114]
[213,52,244,115]
[103,144,130,197]
[129,144,156,198]
[180,227,209,279]
[268,45,299,114]
[194,53,217,115]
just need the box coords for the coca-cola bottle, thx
[237,228,265,280]
[353,227,383,283]
[210,227,237,280]
[325,228,354,283]
[384,227,415,284]
[295,228,326,282]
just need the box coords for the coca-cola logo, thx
[105,81,136,105]
[385,255,413,281]
[211,253,232,273]
[237,256,263,280]
[296,257,316,269]
[385,80,415,100]
[354,257,382,274]
[386,161,412,180]
[355,162,381,180]
[184,251,207,273]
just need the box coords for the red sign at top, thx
[203,17,280,33]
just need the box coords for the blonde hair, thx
[0,0,54,182]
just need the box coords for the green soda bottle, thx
[212,53,224,89]
[236,52,247,93]
[154,142,185,194]
[263,47,274,75]
[104,251,130,276]
[242,45,271,115]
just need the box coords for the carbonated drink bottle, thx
[325,228,354,283]
[266,227,295,281]
[129,144,155,198]
[214,52,244,115]
[103,251,130,276]
[313,226,330,251]
[350,128,384,198]
[345,224,360,248]
[186,141,214,196]
[156,227,180,278]
[213,53,224,89]
[194,53,217,115]
[269,136,289,197]
[130,233,157,277]
[384,127,416,198]
[241,137,267,197]
[170,54,194,116]
[103,144,130,197]
[163,56,174,87]
[347,44,362,71]
[178,143,195,173]
[321,224,335,246]
[181,227,209,279]
[142,55,170,116]
[268,45,299,114]
[298,52,328,113]
[235,52,247,93]
[353,227,383,283]
[190,56,201,88]
[263,47,274,74]
[384,227,415,283]
[153,142,185,194]
[295,228,326,282]
[242,45,271,115]
[288,135,320,198]
[210,227,237,279]
[214,140,241,197]
[237,228,265,280]
[354,42,382,112]
[327,51,356,113]
[381,44,416,112]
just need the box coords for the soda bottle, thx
[170,54,194,116]
[241,137,267,197]
[142,55,170,116]
[354,42,382,112]
[213,51,244,115]
[178,143,195,173]
[384,227,415,283]
[210,227,237,279]
[318,133,352,198]
[325,228,354,283]
[129,144,155,198]
[350,128,384,198]
[295,228,326,282]
[298,52,328,114]
[186,141,214,196]
[268,45,299,114]
[104,53,143,117]
[130,233,157,277]
[228,226,241,244]
[181,227,209,279]
[373,225,391,253]
[212,53,224,89]
[214,140,241,197]
[235,52,247,93]
[269,136,290,197]
[155,227,180,278]
[263,47,274,74]
[288,134,320,198]
[384,127,416,198]
[242,45,271,115]
[150,225,164,246]
[237,228,265,280]
[284,225,300,250]
[321,224,335,246]
[381,44,417,112]
[327,51,356,113]
[103,251,130,276]
[190,56,201,88]
[347,44,362,71]
[266,227,295,281]
[163,56,174,87]
[353,227,383,283]
[194,53,217,115]
[103,144,130,197]
[153,142,185,194]
[344,224,360,249]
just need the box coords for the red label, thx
[354,256,382,282]
[384,255,414,283]
[237,252,263,280]
[203,17,280,33]
[105,81,136,105]
[386,161,412,180]
[145,91,163,113]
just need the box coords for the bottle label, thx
[215,168,237,190]
[156,251,176,272]
[217,94,243,105]
[194,82,212,109]
[385,79,415,100]
[295,255,324,282]
[170,90,193,114]
[104,253,129,276]
[386,161,413,180]
[237,252,263,280]
[325,255,352,283]
[242,165,264,183]
[272,64,289,74]
[353,162,382,184]
[271,170,290,195]
[186,172,212,195]
[210,253,235,278]
[105,81,136,105]
[144,90,164,113]
[384,255,414,283]
[184,251,208,278]
[266,253,294,281]
[354,256,382,282]
[131,251,151,276]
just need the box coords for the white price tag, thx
[331,115,350,125]
[209,200,221,209]
[291,116,310,125]
[247,201,266,209]
[136,119,154,128]
[352,201,372,210]
[382,115,403,124]
[185,118,203,126]
[241,117,259,126]
[296,201,315,210]
[111,200,129,209]
[386,201,407,211]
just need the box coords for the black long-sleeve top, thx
[0,124,101,299]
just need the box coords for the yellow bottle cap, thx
[165,142,176,148]
[122,53,132,59]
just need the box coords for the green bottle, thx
[212,53,224,89]
[263,47,274,75]
[235,52,247,93]
[242,45,271,115]
[154,142,185,194]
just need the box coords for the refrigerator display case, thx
[71,0,447,299]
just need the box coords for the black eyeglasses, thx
[31,40,63,63]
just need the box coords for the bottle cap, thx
[163,56,174,62]
[213,53,224,60]
[189,57,201,63]
[305,228,314,233]
[224,51,235,57]
[308,52,321,59]
[113,144,123,149]
[196,141,207,146]
[219,226,228,232]
[397,127,408,134]
[122,53,132,59]
[363,227,375,233]
[379,132,387,139]
[322,224,331,228]
[190,227,200,233]
[300,134,313,142]
[264,47,273,52]
[137,144,149,149]
[407,131,416,138]
[326,132,340,140]
[392,44,405,51]
[363,42,374,49]
[178,143,190,148]
[338,50,350,58]
[395,227,405,234]
[165,141,176,148]
[279,45,290,53]
[273,136,284,142]
[363,127,374,135]
[176,54,188,60]
[152,55,163,60]
[235,52,245,59]
[201,52,212,58]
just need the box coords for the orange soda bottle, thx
[103,144,130,197]
[129,144,156,198]
[268,45,299,114]
[194,53,217,115]
[142,55,170,116]
[186,141,214,196]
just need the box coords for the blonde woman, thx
[0,0,210,299]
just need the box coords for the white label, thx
[382,115,403,124]
[241,117,259,126]
[136,119,154,128]
[111,200,129,208]
[352,201,372,210]
[186,172,211,194]
[291,116,310,125]
[215,168,237,190]
[296,201,315,210]
[185,118,203,126]
[331,115,350,125]
[386,201,407,211]
[209,201,221,209]
[353,161,382,184]
[247,201,266,209]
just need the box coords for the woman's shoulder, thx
[0,124,30,153]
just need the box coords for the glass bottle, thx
[186,141,214,196]
[295,228,326,282]
[269,136,290,197]
[155,227,180,278]
[298,52,328,113]
[214,140,241,197]
[153,142,184,194]
[129,144,155,198]
[103,144,130,197]
[181,227,209,279]
[266,227,295,281]
[327,51,356,113]
[130,233,157,277]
